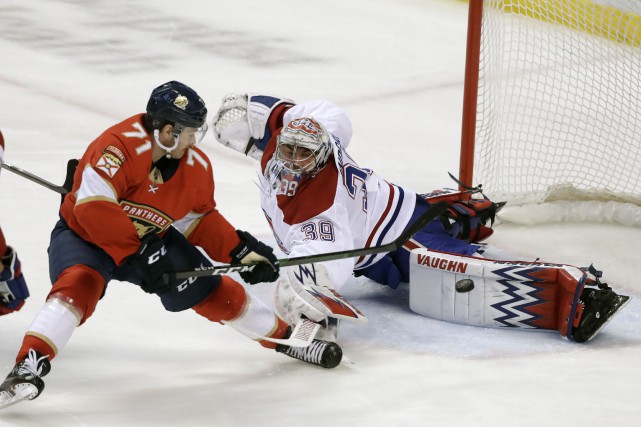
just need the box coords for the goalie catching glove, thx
[229,230,279,284]
[212,93,294,159]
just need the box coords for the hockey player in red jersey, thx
[0,82,341,410]
[0,130,30,316]
[212,94,630,348]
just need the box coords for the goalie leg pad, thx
[409,248,587,337]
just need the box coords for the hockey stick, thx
[447,171,484,194]
[223,317,321,348]
[1,161,68,195]
[173,201,449,280]
[3,154,448,282]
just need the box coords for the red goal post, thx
[459,0,641,224]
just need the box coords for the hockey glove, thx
[275,264,331,325]
[0,246,29,315]
[230,230,280,285]
[61,158,79,204]
[126,234,176,294]
[440,198,501,243]
[213,93,294,160]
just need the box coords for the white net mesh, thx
[474,0,641,206]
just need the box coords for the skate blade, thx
[585,295,631,343]
[0,384,38,410]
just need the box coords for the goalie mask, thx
[275,117,331,179]
[146,81,208,156]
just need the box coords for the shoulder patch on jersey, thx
[95,152,123,178]
[104,145,126,164]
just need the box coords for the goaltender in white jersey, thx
[213,94,630,344]
[259,100,417,289]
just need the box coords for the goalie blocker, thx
[409,248,630,342]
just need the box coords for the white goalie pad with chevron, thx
[409,248,586,333]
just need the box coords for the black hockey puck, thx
[455,279,474,293]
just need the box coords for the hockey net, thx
[459,0,641,225]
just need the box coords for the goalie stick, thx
[173,201,449,280]
[2,155,449,287]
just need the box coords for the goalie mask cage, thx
[459,0,641,207]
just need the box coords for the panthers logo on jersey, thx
[121,201,172,237]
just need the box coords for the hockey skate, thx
[572,287,630,343]
[0,349,50,410]
[276,339,343,369]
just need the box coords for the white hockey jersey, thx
[257,100,417,291]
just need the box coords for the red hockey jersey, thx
[60,114,240,265]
